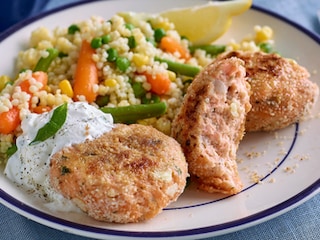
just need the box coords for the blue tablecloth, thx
[0,0,319,239]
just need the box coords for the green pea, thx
[128,36,136,49]
[68,24,80,34]
[116,57,130,72]
[101,34,111,44]
[95,95,110,107]
[259,42,273,53]
[125,23,135,30]
[91,37,102,49]
[154,28,166,43]
[107,48,118,62]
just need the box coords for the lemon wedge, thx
[160,0,252,44]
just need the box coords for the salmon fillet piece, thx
[218,51,319,132]
[50,124,188,223]
[171,57,251,195]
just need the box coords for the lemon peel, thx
[160,0,252,44]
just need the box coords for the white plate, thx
[0,0,319,239]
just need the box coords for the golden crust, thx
[171,57,251,195]
[50,124,188,223]
[218,51,319,132]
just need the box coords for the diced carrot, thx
[144,72,171,95]
[73,40,98,103]
[0,71,49,134]
[0,106,21,134]
[32,106,52,114]
[19,71,48,94]
[159,36,191,60]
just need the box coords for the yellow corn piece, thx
[255,26,273,43]
[132,54,149,67]
[104,78,117,87]
[0,75,11,92]
[156,20,172,31]
[59,79,73,98]
[167,70,176,82]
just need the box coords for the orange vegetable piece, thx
[19,71,48,94]
[0,106,21,134]
[32,106,52,114]
[144,72,171,95]
[159,36,191,60]
[73,40,98,103]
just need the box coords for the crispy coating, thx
[171,57,251,195]
[217,51,319,132]
[50,124,188,223]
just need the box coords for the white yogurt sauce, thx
[4,102,113,212]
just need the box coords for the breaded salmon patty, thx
[171,57,251,195]
[50,124,188,223]
[218,51,319,132]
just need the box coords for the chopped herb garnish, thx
[6,144,17,157]
[61,166,71,175]
[58,52,68,58]
[29,103,68,145]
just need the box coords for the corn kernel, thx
[156,21,172,31]
[230,42,241,50]
[132,54,149,67]
[255,26,273,43]
[104,78,118,87]
[59,79,73,98]
[167,70,176,82]
[0,75,11,92]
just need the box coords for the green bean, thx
[189,44,226,56]
[132,82,146,98]
[29,103,68,145]
[154,57,200,77]
[33,48,59,72]
[100,102,167,124]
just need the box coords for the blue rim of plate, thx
[0,1,320,238]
